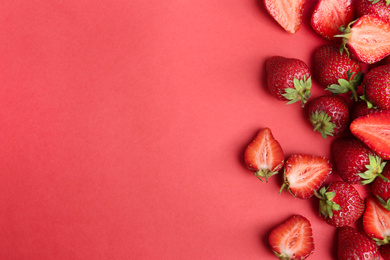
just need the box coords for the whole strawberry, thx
[338,226,380,260]
[266,56,312,107]
[313,44,363,101]
[363,196,390,245]
[356,0,390,23]
[308,95,350,139]
[350,99,384,122]
[380,244,390,260]
[362,64,390,110]
[315,181,365,227]
[372,163,390,211]
[332,137,387,184]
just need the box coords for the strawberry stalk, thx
[314,186,341,219]
[282,76,312,107]
[325,70,363,101]
[358,155,388,184]
[335,20,358,57]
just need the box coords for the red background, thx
[0,1,372,259]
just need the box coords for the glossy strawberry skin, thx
[380,244,390,260]
[350,100,384,122]
[363,64,390,110]
[338,226,380,260]
[363,196,390,244]
[332,137,377,184]
[269,215,315,260]
[372,163,390,209]
[356,0,390,23]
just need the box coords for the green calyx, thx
[360,84,377,109]
[273,251,292,260]
[325,70,363,101]
[358,155,388,185]
[376,195,390,211]
[315,186,341,219]
[369,0,390,6]
[254,169,278,183]
[334,19,359,57]
[282,76,312,107]
[373,237,390,246]
[310,110,335,139]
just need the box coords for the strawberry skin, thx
[308,95,350,139]
[356,0,390,23]
[338,226,380,260]
[350,111,390,160]
[311,0,355,41]
[350,100,384,122]
[269,215,315,260]
[313,44,363,101]
[332,137,386,185]
[264,0,305,34]
[362,64,390,110]
[316,181,365,227]
[372,163,390,211]
[380,244,390,260]
[244,128,284,181]
[280,154,332,199]
[266,56,312,107]
[363,196,390,245]
[338,15,390,64]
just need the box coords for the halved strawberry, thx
[264,0,306,34]
[280,154,332,199]
[269,215,315,260]
[363,196,390,245]
[350,111,390,160]
[244,128,284,181]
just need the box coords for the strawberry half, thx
[263,0,306,34]
[311,0,355,42]
[350,111,390,160]
[280,154,332,199]
[269,215,315,260]
[337,15,390,64]
[244,128,284,181]
[363,196,390,246]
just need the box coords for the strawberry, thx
[263,0,305,34]
[265,56,312,107]
[380,244,390,260]
[361,64,390,110]
[363,196,390,245]
[337,15,390,64]
[307,95,350,139]
[372,163,390,211]
[350,99,384,122]
[313,44,363,101]
[356,0,390,24]
[350,111,390,160]
[268,215,315,260]
[244,128,284,181]
[315,181,364,227]
[332,137,387,185]
[311,0,355,42]
[279,154,332,199]
[337,225,380,260]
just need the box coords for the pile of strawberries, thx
[244,0,390,259]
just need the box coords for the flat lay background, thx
[0,1,373,259]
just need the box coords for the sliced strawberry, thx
[264,0,305,34]
[350,111,390,160]
[363,196,390,245]
[269,215,315,260]
[244,128,284,181]
[311,0,355,41]
[280,154,332,199]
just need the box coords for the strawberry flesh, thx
[264,0,305,34]
[363,196,390,245]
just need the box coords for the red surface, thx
[0,1,372,259]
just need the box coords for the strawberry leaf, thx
[282,76,312,107]
[358,155,388,185]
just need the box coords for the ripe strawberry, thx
[356,0,390,24]
[372,163,390,211]
[337,226,380,260]
[315,181,364,227]
[332,137,387,185]
[313,44,363,101]
[363,196,390,245]
[337,15,390,64]
[265,56,312,107]
[280,154,332,199]
[263,0,305,34]
[350,99,384,122]
[269,215,315,260]
[307,95,350,139]
[380,244,390,260]
[311,0,355,42]
[350,111,390,160]
[244,128,284,181]
[361,64,390,110]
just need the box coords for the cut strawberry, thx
[264,0,305,34]
[350,111,390,160]
[269,215,315,260]
[363,196,390,245]
[280,154,332,199]
[244,128,284,181]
